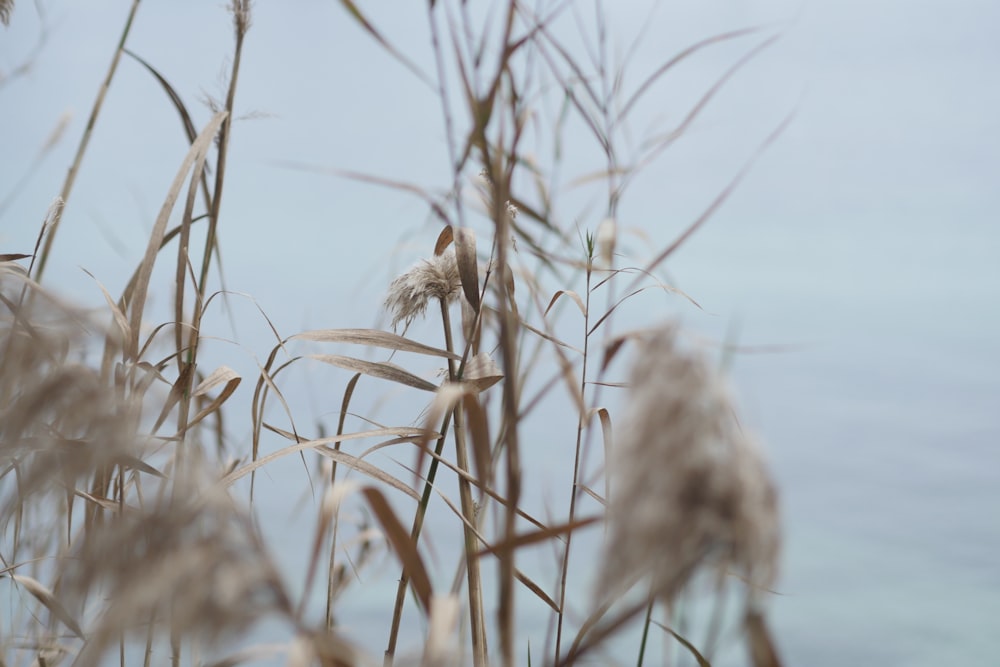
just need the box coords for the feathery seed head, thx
[597,325,780,606]
[384,247,462,330]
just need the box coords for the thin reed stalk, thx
[33,0,142,281]
[553,241,594,661]
[440,299,488,667]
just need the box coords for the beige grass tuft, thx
[596,324,780,606]
[384,247,462,330]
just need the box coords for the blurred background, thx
[2,1,998,665]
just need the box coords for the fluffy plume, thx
[0,267,141,526]
[385,247,462,330]
[597,325,780,606]
[62,469,292,664]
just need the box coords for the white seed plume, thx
[597,325,780,606]
[384,247,462,330]
[596,217,617,267]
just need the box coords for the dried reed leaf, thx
[579,485,606,506]
[544,289,586,317]
[11,574,85,638]
[186,366,241,432]
[0,253,31,261]
[337,0,433,87]
[82,267,130,344]
[309,354,437,392]
[462,393,492,487]
[293,328,457,359]
[462,352,502,392]
[362,486,432,613]
[620,25,765,121]
[316,446,420,502]
[476,516,600,557]
[515,568,560,613]
[126,110,227,361]
[595,407,614,503]
[433,225,454,256]
[194,365,240,396]
[453,226,480,313]
[651,621,711,667]
[153,362,194,432]
[115,453,165,478]
[223,428,433,498]
[124,48,201,151]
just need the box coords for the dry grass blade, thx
[124,48,202,151]
[434,225,454,256]
[544,289,586,317]
[293,328,458,359]
[362,486,432,613]
[153,362,195,432]
[81,267,130,343]
[476,516,600,557]
[125,110,228,361]
[10,574,85,638]
[618,25,766,123]
[316,446,421,502]
[337,0,434,88]
[594,407,613,503]
[462,352,502,392]
[454,226,480,313]
[462,393,492,486]
[309,354,438,392]
[0,253,32,261]
[223,428,434,498]
[650,620,712,667]
[172,365,242,434]
[515,569,560,614]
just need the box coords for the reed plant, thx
[1,1,787,665]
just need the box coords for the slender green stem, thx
[554,255,593,660]
[637,599,655,667]
[384,300,464,665]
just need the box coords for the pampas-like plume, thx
[384,247,461,330]
[597,325,780,606]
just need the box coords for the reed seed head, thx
[597,325,780,606]
[384,247,462,330]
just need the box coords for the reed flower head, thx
[385,247,461,330]
[597,325,780,606]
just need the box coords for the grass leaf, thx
[362,486,432,613]
[309,354,438,392]
[11,574,85,638]
[293,329,458,359]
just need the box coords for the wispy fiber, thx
[384,247,462,330]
